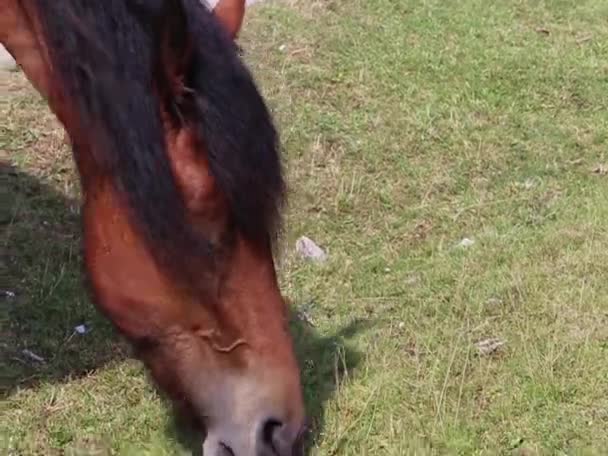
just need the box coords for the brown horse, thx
[1,0,307,454]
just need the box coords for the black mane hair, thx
[33,0,285,284]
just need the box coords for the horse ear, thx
[155,0,193,101]
[212,0,246,39]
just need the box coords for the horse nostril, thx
[261,418,284,452]
[259,417,308,456]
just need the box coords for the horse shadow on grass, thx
[1,162,129,397]
[1,163,368,454]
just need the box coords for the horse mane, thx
[33,0,285,283]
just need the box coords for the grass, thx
[2,0,608,454]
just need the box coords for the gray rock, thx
[296,236,327,262]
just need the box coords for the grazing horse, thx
[0,0,307,454]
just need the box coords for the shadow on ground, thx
[2,163,367,453]
[1,163,127,397]
[292,316,368,452]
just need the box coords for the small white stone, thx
[592,164,607,175]
[74,324,88,335]
[523,178,536,189]
[458,237,475,248]
[474,338,505,356]
[295,236,327,262]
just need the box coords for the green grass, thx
[2,0,608,454]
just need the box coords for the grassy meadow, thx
[2,0,608,454]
